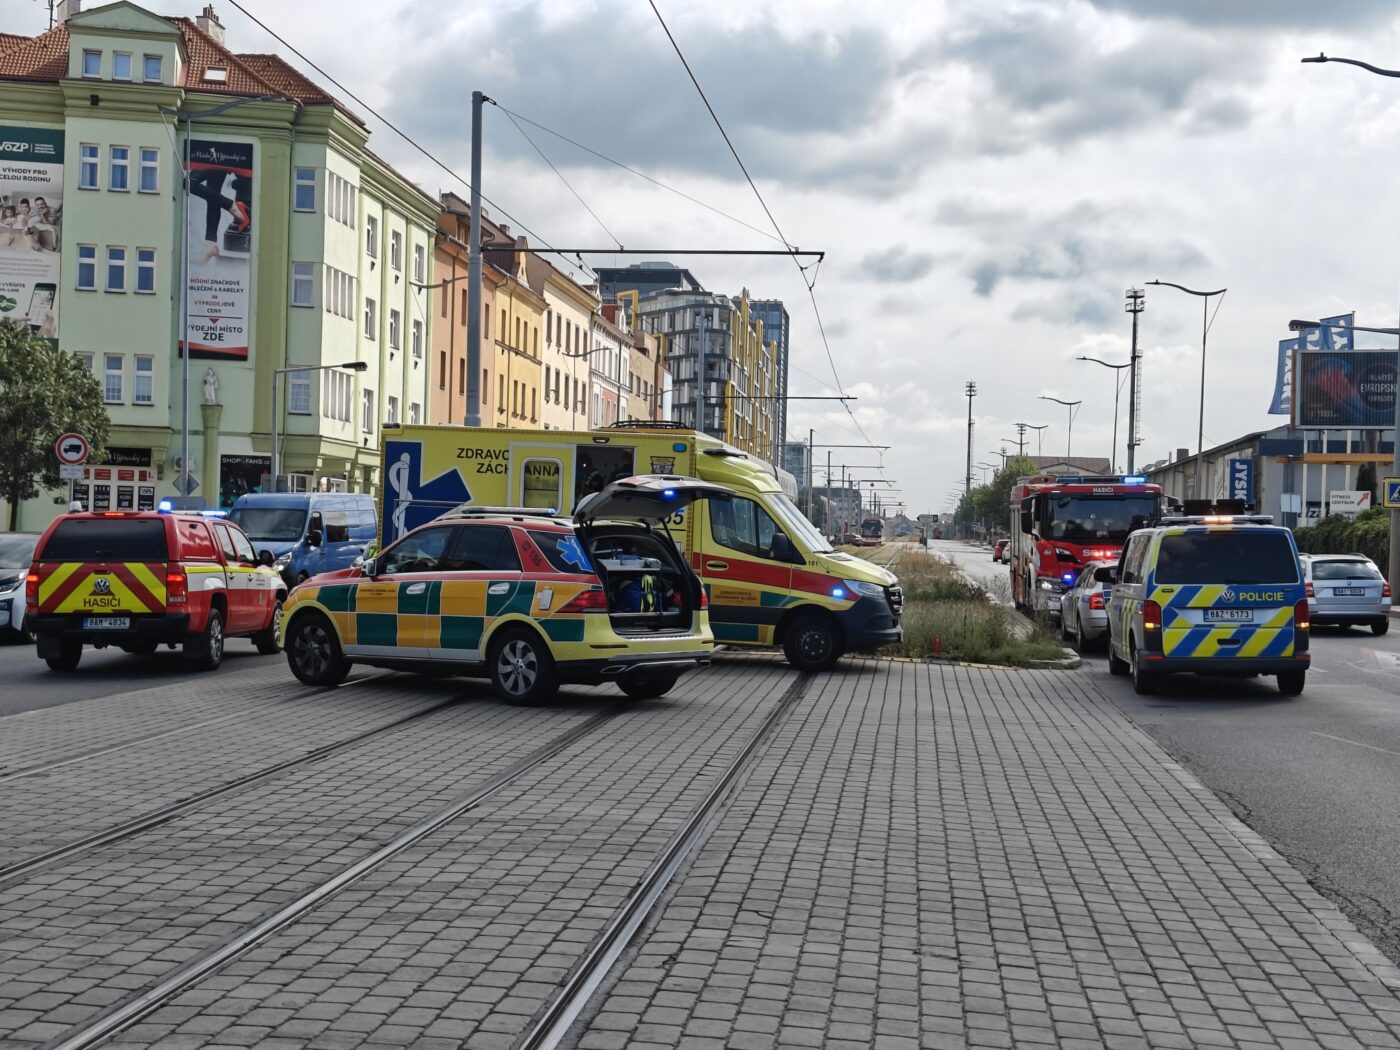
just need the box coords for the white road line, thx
[1311,731,1400,759]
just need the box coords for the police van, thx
[1103,513,1310,695]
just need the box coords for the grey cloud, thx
[862,246,938,283]
[1083,0,1396,28]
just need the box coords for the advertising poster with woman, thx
[183,139,253,361]
[0,125,63,345]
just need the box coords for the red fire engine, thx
[1007,473,1163,613]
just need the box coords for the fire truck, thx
[1008,473,1163,615]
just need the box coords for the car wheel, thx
[783,612,844,672]
[619,673,681,700]
[489,628,559,704]
[253,600,284,655]
[1060,607,1073,642]
[1373,618,1390,637]
[1131,641,1157,695]
[285,612,350,687]
[44,638,82,672]
[1107,640,1129,675]
[185,607,225,671]
[1072,615,1086,653]
[1278,670,1306,696]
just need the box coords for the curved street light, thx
[1077,356,1131,472]
[1148,280,1227,496]
[1037,397,1082,460]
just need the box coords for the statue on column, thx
[202,368,219,405]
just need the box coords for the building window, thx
[79,144,98,189]
[77,352,95,374]
[458,360,465,395]
[545,309,552,343]
[138,147,158,193]
[288,374,312,415]
[109,146,129,191]
[105,246,126,292]
[143,54,161,82]
[386,395,400,426]
[364,298,377,340]
[438,351,446,390]
[499,374,505,413]
[103,354,123,403]
[322,370,352,422]
[413,244,425,283]
[294,167,316,211]
[291,262,314,307]
[135,248,156,294]
[82,50,101,77]
[112,52,132,80]
[412,319,423,359]
[76,245,96,290]
[134,354,153,405]
[409,401,420,425]
[365,214,378,258]
[544,365,551,402]
[361,388,375,433]
[389,308,401,350]
[390,230,402,271]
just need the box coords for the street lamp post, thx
[1290,317,1400,587]
[1037,397,1082,460]
[1077,356,1132,472]
[1298,51,1400,594]
[270,362,369,486]
[1125,288,1145,472]
[159,94,286,502]
[1149,280,1227,497]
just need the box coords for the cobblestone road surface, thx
[2,654,1399,1050]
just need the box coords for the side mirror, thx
[258,549,275,567]
[1094,566,1116,584]
[361,557,377,578]
[306,529,323,548]
[770,533,797,563]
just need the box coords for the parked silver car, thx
[1060,559,1113,650]
[1301,554,1391,635]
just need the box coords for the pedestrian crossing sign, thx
[1384,477,1400,510]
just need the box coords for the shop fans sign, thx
[182,140,253,361]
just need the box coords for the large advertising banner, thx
[183,139,253,361]
[1294,350,1398,429]
[0,125,63,344]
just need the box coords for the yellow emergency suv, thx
[379,422,902,670]
[280,475,723,702]
[1103,513,1311,696]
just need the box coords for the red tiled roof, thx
[167,17,280,96]
[0,25,69,81]
[236,52,362,124]
[0,33,29,54]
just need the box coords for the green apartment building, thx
[0,0,436,528]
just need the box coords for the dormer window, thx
[82,50,101,78]
[203,67,227,83]
[112,52,131,80]
[143,54,162,82]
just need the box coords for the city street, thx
[933,537,1400,964]
[6,639,1400,1047]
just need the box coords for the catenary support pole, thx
[465,90,485,427]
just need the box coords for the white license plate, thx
[83,616,130,630]
[1205,609,1253,622]
[1333,587,1366,596]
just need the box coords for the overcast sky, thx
[19,0,1400,514]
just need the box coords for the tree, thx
[1357,462,1378,503]
[0,321,109,530]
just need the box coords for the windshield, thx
[40,519,168,561]
[1048,495,1157,542]
[768,494,834,553]
[0,534,37,566]
[227,507,307,542]
[1312,559,1383,581]
[1156,532,1300,585]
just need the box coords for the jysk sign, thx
[1228,458,1254,506]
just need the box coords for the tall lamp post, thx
[1290,317,1400,587]
[270,362,369,485]
[1037,397,1082,460]
[158,94,287,501]
[1148,280,1227,496]
[1299,51,1400,593]
[1021,423,1049,457]
[1125,288,1145,472]
[1077,356,1131,472]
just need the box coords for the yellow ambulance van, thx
[379,422,902,670]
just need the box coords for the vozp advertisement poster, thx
[0,125,63,344]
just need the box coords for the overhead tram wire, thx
[224,0,594,278]
[495,102,624,251]
[490,103,786,245]
[644,0,879,462]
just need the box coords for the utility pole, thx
[465,90,486,427]
[1015,422,1027,457]
[807,427,815,521]
[964,381,977,495]
[1125,288,1145,472]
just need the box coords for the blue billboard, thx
[1228,458,1254,506]
[1269,313,1354,415]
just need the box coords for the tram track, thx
[39,697,638,1050]
[0,679,444,887]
